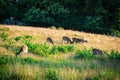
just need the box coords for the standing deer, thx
[46,37,54,45]
[92,48,103,55]
[16,45,28,56]
[62,36,73,44]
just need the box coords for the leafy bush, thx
[83,16,104,33]
[57,46,68,53]
[109,28,120,37]
[50,45,75,54]
[50,46,59,54]
[26,42,50,56]
[75,48,93,59]
[14,36,22,41]
[0,33,9,42]
[108,50,120,59]
[45,69,58,80]
[14,35,33,43]
[67,45,75,52]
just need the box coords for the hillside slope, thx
[0,24,120,80]
[0,24,119,52]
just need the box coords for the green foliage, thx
[0,55,37,65]
[45,69,58,80]
[109,28,120,37]
[47,2,70,18]
[50,45,75,54]
[83,16,104,33]
[50,46,59,54]
[14,36,22,41]
[86,76,101,80]
[108,50,120,60]
[26,42,50,56]
[14,35,33,43]
[0,32,9,42]
[75,48,93,59]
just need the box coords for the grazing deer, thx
[62,36,73,44]
[78,38,87,43]
[92,48,103,55]
[16,45,28,56]
[72,38,80,43]
[46,37,54,45]
[72,38,87,43]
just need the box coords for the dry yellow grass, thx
[0,24,120,53]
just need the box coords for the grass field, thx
[0,24,120,80]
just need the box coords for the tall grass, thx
[0,52,120,80]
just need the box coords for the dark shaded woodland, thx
[0,0,120,36]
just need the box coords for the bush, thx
[67,46,75,52]
[0,33,9,42]
[14,36,22,41]
[75,48,93,59]
[108,50,120,59]
[14,35,33,43]
[57,46,68,53]
[109,28,120,37]
[50,45,75,54]
[26,42,50,56]
[50,46,59,54]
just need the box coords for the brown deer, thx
[72,38,87,43]
[62,36,73,44]
[92,48,103,55]
[16,45,28,56]
[46,37,54,45]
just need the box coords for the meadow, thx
[0,25,120,80]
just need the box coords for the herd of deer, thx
[47,36,88,45]
[16,36,103,56]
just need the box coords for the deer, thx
[16,45,28,56]
[62,36,73,44]
[46,37,54,45]
[72,38,88,43]
[92,48,103,55]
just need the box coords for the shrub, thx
[50,46,59,54]
[26,42,50,56]
[57,46,68,53]
[50,45,75,54]
[108,50,120,59]
[0,33,9,42]
[75,48,93,59]
[14,36,22,41]
[67,45,75,52]
[14,35,33,43]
